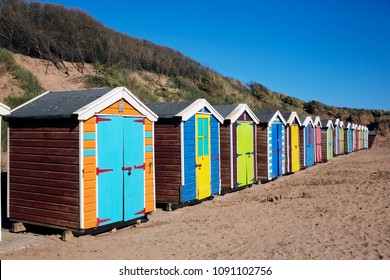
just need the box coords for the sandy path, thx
[1,137,389,260]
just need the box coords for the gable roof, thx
[282,111,302,126]
[254,110,286,127]
[312,116,322,127]
[301,116,315,127]
[320,120,334,128]
[214,104,259,124]
[147,99,224,123]
[5,87,158,122]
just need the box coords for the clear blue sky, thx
[34,0,390,110]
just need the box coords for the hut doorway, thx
[272,124,283,178]
[237,121,255,187]
[195,114,211,200]
[96,115,145,227]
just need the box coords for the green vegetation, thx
[0,48,44,107]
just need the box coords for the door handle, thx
[122,166,132,175]
[195,164,202,168]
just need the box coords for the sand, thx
[0,136,389,260]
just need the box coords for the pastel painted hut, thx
[333,119,341,156]
[214,104,259,193]
[358,125,363,150]
[299,116,315,169]
[344,122,353,154]
[147,99,223,209]
[320,120,334,162]
[255,111,286,182]
[364,126,369,149]
[351,124,357,152]
[282,112,302,174]
[339,121,345,155]
[0,102,10,241]
[313,116,322,163]
[5,87,158,232]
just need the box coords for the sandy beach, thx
[0,136,389,260]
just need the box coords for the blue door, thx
[123,117,145,221]
[306,125,313,167]
[97,115,145,227]
[272,124,283,178]
[97,116,124,226]
[277,124,283,176]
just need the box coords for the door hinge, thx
[96,167,113,175]
[96,116,111,123]
[134,163,145,170]
[96,217,111,226]
[134,118,145,124]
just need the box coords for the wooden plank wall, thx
[220,124,231,190]
[256,124,268,181]
[9,120,80,229]
[321,129,329,162]
[154,121,181,203]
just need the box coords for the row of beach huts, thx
[0,87,373,236]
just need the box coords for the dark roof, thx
[320,120,330,127]
[254,111,276,123]
[146,101,192,119]
[213,105,237,118]
[5,88,111,121]
[281,112,291,120]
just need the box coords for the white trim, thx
[230,123,233,189]
[285,111,302,126]
[180,122,185,187]
[0,103,10,116]
[95,119,99,222]
[267,127,271,181]
[224,104,260,124]
[9,91,51,113]
[79,121,84,229]
[175,99,224,123]
[313,116,322,128]
[267,110,287,127]
[302,116,315,127]
[76,87,158,122]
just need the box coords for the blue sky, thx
[34,0,390,110]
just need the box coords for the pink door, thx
[316,127,322,162]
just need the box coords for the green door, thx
[236,122,255,187]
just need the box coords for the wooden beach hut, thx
[358,125,363,150]
[299,116,315,169]
[282,112,302,174]
[5,87,158,232]
[351,124,357,152]
[147,99,223,209]
[339,121,345,155]
[0,102,11,241]
[344,122,353,154]
[214,104,259,193]
[255,111,286,182]
[313,116,322,163]
[333,119,341,156]
[364,126,369,149]
[320,120,334,162]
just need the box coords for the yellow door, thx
[291,125,300,172]
[196,114,211,199]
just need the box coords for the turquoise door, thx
[123,117,145,220]
[97,115,145,227]
[306,125,313,166]
[97,116,124,226]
